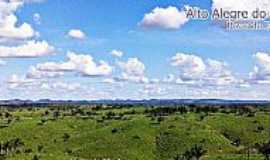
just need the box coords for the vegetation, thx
[0,104,269,159]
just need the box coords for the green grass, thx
[0,106,269,160]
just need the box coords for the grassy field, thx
[0,105,270,160]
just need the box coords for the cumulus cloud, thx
[0,40,54,58]
[171,53,206,80]
[170,52,236,85]
[249,52,270,83]
[33,51,112,77]
[110,49,123,58]
[204,59,236,85]
[63,52,112,76]
[0,14,35,39]
[139,6,189,29]
[0,0,41,40]
[67,29,86,40]
[117,58,149,83]
[118,58,145,77]
[0,1,22,21]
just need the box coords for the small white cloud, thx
[0,1,22,22]
[39,81,81,91]
[35,61,75,72]
[26,66,64,79]
[67,29,86,40]
[117,58,150,84]
[33,51,112,77]
[170,52,236,85]
[0,0,45,40]
[7,74,34,89]
[150,78,160,84]
[40,83,50,90]
[139,6,189,29]
[7,74,32,83]
[204,59,236,85]
[67,52,112,76]
[103,78,115,84]
[110,49,123,58]
[0,14,35,39]
[249,52,270,82]
[140,84,166,96]
[52,82,81,91]
[33,13,41,25]
[118,58,145,77]
[0,40,54,58]
[171,53,206,80]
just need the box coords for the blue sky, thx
[1,0,270,100]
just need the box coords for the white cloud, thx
[35,61,74,72]
[0,40,54,58]
[204,59,236,85]
[7,74,33,84]
[0,1,22,22]
[66,52,112,76]
[170,52,236,85]
[150,78,160,84]
[175,78,185,84]
[26,66,64,79]
[34,51,112,77]
[0,14,35,39]
[0,0,41,40]
[110,49,123,57]
[0,0,45,40]
[118,58,145,77]
[140,84,165,96]
[51,82,81,91]
[6,74,34,88]
[33,13,41,25]
[139,6,189,29]
[7,79,81,92]
[40,83,50,90]
[103,78,115,84]
[249,52,270,82]
[67,29,86,40]
[171,53,206,80]
[117,58,149,83]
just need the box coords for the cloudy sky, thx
[1,0,270,100]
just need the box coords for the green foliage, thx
[0,105,269,160]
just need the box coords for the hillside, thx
[0,105,269,160]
